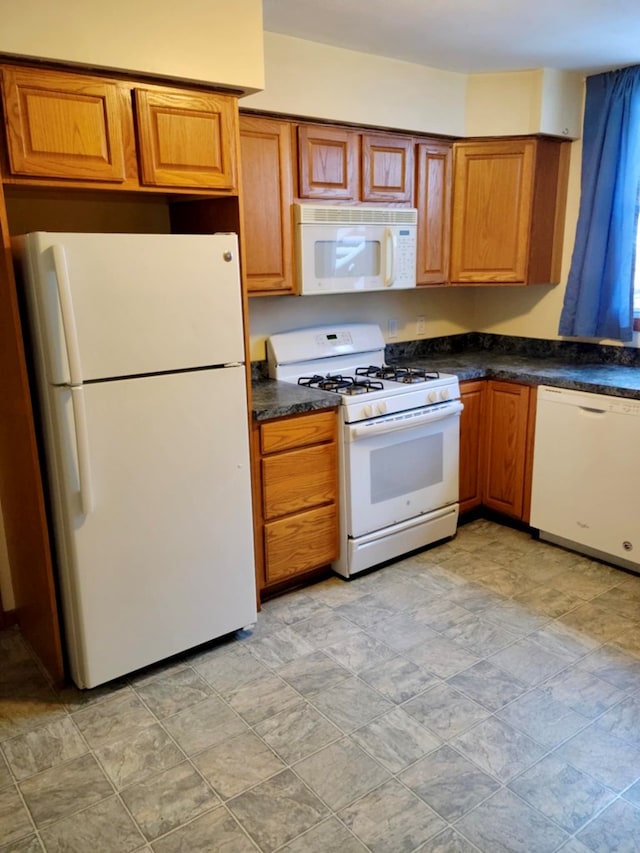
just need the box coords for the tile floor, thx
[2,519,640,852]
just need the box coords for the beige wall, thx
[0,0,265,93]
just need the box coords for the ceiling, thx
[261,0,640,75]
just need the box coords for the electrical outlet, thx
[387,318,398,339]
[417,315,426,336]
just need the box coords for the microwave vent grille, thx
[295,204,417,226]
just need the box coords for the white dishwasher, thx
[530,385,640,573]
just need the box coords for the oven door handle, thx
[349,400,464,439]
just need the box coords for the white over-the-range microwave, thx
[294,203,418,295]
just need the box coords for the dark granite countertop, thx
[251,333,640,420]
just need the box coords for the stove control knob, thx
[377,401,388,415]
[362,404,373,418]
[428,390,438,403]
[440,388,450,401]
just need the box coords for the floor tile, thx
[72,692,156,749]
[495,687,589,748]
[39,795,143,853]
[222,674,302,725]
[447,660,528,711]
[416,826,480,852]
[339,778,447,853]
[95,723,184,790]
[539,667,626,718]
[0,754,10,790]
[554,723,640,791]
[161,695,248,756]
[400,744,500,821]
[359,655,439,703]
[477,566,541,598]
[623,778,640,809]
[363,611,440,653]
[193,730,285,799]
[324,631,396,674]
[512,585,585,618]
[254,702,341,763]
[0,687,68,741]
[261,592,330,625]
[309,676,394,732]
[402,682,490,740]
[558,601,638,644]
[593,694,640,748]
[404,635,480,679]
[451,716,546,783]
[480,599,550,635]
[413,598,475,633]
[488,637,573,686]
[528,620,600,661]
[288,610,362,648]
[0,835,43,853]
[509,754,616,832]
[576,797,640,851]
[275,650,351,697]
[587,586,640,620]
[19,754,113,828]
[120,761,218,840]
[0,784,35,846]
[351,707,441,773]
[151,807,254,853]
[334,593,400,629]
[1,716,87,781]
[278,816,367,852]
[133,668,213,719]
[293,738,390,811]
[455,787,569,852]
[227,768,328,852]
[551,563,622,600]
[192,645,271,693]
[243,625,316,668]
[441,614,518,656]
[577,644,640,692]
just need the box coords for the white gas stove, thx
[267,324,463,578]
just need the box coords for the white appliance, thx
[15,231,256,688]
[531,385,640,572]
[295,204,418,294]
[267,324,462,577]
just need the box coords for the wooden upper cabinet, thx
[415,139,452,285]
[362,133,414,202]
[1,65,129,183]
[296,124,359,199]
[134,88,237,190]
[450,137,568,285]
[239,115,294,295]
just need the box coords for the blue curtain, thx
[559,64,640,341]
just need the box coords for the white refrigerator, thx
[15,231,257,689]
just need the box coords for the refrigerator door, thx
[20,232,245,384]
[47,366,256,688]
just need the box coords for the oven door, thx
[343,401,462,538]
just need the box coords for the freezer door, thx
[20,232,245,383]
[47,367,256,688]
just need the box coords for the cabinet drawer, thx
[262,443,337,520]
[260,410,336,454]
[264,504,338,584]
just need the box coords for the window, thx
[635,216,640,330]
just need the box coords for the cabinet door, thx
[450,139,536,284]
[239,115,294,294]
[134,88,237,190]
[459,380,485,514]
[1,65,128,183]
[262,443,337,520]
[265,504,338,584]
[415,140,452,285]
[483,381,531,519]
[362,133,414,202]
[297,124,359,199]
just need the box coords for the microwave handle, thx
[383,229,396,286]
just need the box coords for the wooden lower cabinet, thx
[459,380,486,514]
[252,409,339,597]
[459,379,536,523]
[482,380,535,521]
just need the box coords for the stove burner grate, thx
[298,374,385,395]
[355,364,441,384]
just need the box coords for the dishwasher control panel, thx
[538,385,640,416]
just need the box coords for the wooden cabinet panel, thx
[134,88,237,190]
[459,380,485,514]
[483,381,532,519]
[262,443,337,519]
[264,504,338,584]
[260,410,335,453]
[415,140,452,285]
[297,124,359,200]
[362,133,414,202]
[450,137,569,285]
[1,65,128,183]
[239,115,294,294]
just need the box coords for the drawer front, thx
[262,443,337,520]
[264,504,338,584]
[260,410,336,454]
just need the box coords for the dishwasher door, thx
[530,385,640,571]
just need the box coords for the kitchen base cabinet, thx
[482,380,535,521]
[252,409,339,598]
[459,380,486,514]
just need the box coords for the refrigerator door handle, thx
[71,386,94,515]
[52,244,83,385]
